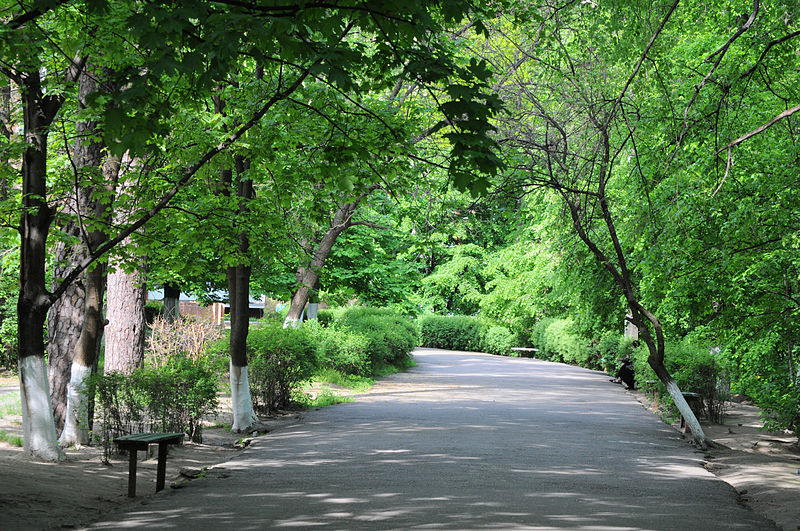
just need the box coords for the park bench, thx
[510,347,539,357]
[114,432,184,497]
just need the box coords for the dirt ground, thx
[631,390,800,531]
[1,377,799,530]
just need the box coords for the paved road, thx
[91,348,775,530]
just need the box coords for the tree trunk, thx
[104,263,146,374]
[228,260,256,432]
[225,157,257,432]
[104,161,147,374]
[59,141,119,446]
[18,69,65,461]
[46,264,85,433]
[283,203,357,328]
[48,66,115,437]
[163,282,180,322]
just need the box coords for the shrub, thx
[530,318,593,366]
[308,324,372,376]
[146,315,224,367]
[90,357,219,460]
[530,318,556,360]
[0,264,17,371]
[597,334,638,373]
[247,324,317,413]
[316,309,335,327]
[482,325,517,356]
[633,339,730,422]
[334,307,417,367]
[418,314,485,352]
[597,332,620,371]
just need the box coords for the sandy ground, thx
[0,376,799,530]
[0,384,303,530]
[631,390,800,531]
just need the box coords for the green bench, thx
[114,432,184,497]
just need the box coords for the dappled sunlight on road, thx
[90,348,775,530]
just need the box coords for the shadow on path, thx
[89,348,776,530]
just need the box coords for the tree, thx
[482,0,714,446]
[1,0,502,459]
[57,66,119,446]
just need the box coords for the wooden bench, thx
[679,392,704,433]
[114,432,184,497]
[510,347,539,358]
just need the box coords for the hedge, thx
[247,324,317,413]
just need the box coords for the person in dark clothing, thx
[612,357,636,390]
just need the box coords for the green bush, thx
[418,314,486,351]
[316,309,335,327]
[308,324,372,376]
[530,318,556,360]
[597,332,620,371]
[90,357,219,460]
[730,334,799,435]
[597,333,638,373]
[334,307,417,367]
[418,314,519,356]
[482,325,517,356]
[247,324,317,414]
[530,318,594,367]
[0,262,18,371]
[633,339,730,422]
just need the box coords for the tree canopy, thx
[2,0,800,457]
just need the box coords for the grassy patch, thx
[372,356,417,378]
[0,429,23,447]
[295,387,355,408]
[312,368,374,392]
[0,391,21,419]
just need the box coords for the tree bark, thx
[225,155,257,432]
[46,259,84,433]
[104,261,146,374]
[59,147,119,446]
[18,68,66,461]
[48,66,114,437]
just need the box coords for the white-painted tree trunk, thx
[230,362,257,432]
[664,379,707,444]
[58,362,92,447]
[19,356,65,461]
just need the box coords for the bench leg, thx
[156,442,168,492]
[127,450,138,498]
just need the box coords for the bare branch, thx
[715,103,800,154]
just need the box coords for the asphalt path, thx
[90,348,776,530]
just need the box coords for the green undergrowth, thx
[0,429,22,446]
[0,391,21,419]
[295,388,356,408]
[312,368,374,392]
[372,357,417,378]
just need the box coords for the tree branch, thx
[715,103,800,154]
